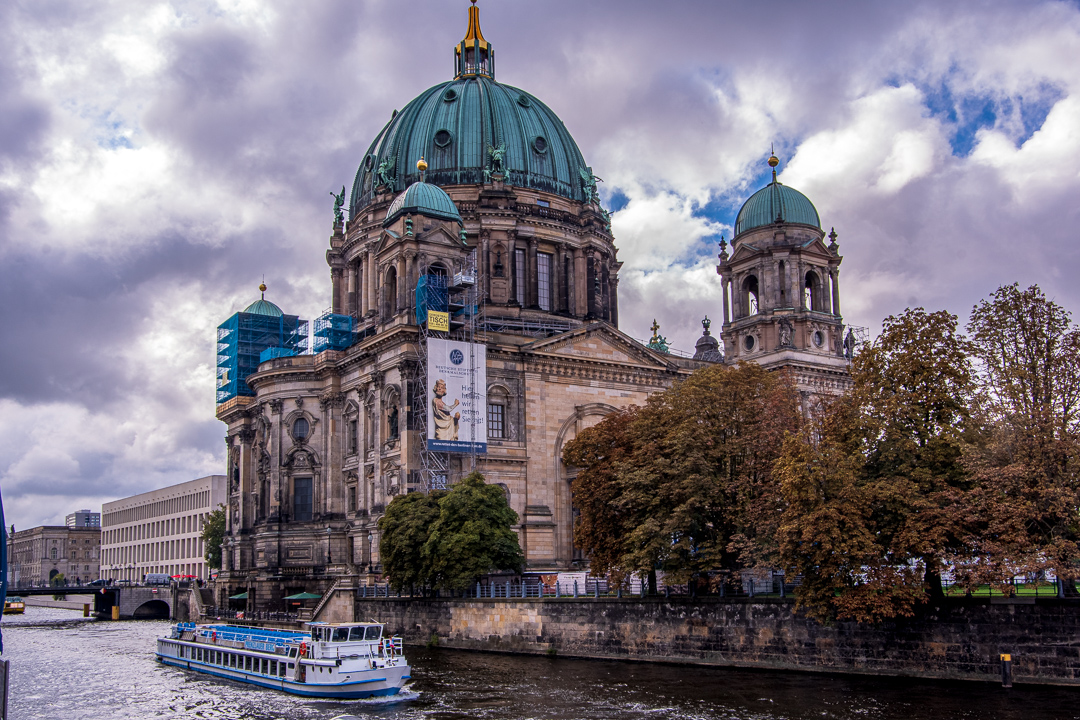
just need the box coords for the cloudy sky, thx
[2,0,1079,528]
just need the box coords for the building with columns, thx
[714,153,852,395]
[213,3,853,614]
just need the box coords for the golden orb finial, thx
[259,282,267,293]
[416,156,428,172]
[768,153,779,168]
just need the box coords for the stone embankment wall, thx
[357,596,1080,686]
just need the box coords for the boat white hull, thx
[156,638,411,699]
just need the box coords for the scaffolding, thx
[217,312,308,404]
[413,249,485,493]
[313,309,358,354]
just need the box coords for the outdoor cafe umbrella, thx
[283,592,322,601]
[228,592,248,600]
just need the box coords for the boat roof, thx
[306,621,383,628]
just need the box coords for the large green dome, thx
[734,180,821,237]
[350,76,591,218]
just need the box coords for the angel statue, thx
[487,142,506,176]
[376,156,396,189]
[330,186,345,224]
[579,166,603,205]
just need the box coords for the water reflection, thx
[3,605,1078,719]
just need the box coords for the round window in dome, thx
[443,88,458,102]
[812,330,825,348]
[744,335,755,352]
[434,129,453,148]
[532,136,548,154]
[517,94,532,108]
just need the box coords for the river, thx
[3,605,1077,719]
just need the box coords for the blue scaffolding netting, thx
[217,312,308,404]
[415,274,448,325]
[313,311,357,354]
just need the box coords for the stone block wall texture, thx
[356,596,1080,686]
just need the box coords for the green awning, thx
[228,592,248,600]
[283,592,322,600]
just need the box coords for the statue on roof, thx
[330,186,345,225]
[579,167,602,205]
[376,156,396,189]
[599,206,612,233]
[777,317,794,348]
[487,142,506,176]
[647,318,669,354]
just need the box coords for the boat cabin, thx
[307,622,383,644]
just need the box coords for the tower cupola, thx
[454,0,494,79]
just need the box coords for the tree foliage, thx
[563,362,801,586]
[377,472,523,592]
[201,504,227,570]
[777,308,975,622]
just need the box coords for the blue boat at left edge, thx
[156,621,411,698]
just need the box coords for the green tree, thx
[378,490,445,592]
[963,284,1080,583]
[777,308,976,621]
[423,472,524,592]
[563,363,801,587]
[51,572,67,600]
[201,504,227,570]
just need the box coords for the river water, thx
[3,605,1078,720]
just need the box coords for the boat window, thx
[289,647,298,657]
[349,627,366,641]
[365,626,382,640]
[333,628,350,642]
[279,663,286,677]
[271,660,278,675]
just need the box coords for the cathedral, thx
[213,2,851,613]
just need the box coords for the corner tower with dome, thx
[213,1,710,616]
[715,153,851,395]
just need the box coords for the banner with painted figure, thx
[426,338,487,454]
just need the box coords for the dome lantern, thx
[454,0,494,80]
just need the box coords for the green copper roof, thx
[384,181,462,226]
[734,179,821,237]
[351,75,591,217]
[243,298,284,317]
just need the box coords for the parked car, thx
[88,579,108,587]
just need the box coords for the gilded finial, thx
[417,156,428,172]
[259,282,267,298]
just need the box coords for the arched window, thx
[804,270,822,312]
[293,417,309,441]
[742,275,759,316]
[385,266,398,317]
[488,386,509,439]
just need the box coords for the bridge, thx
[90,587,174,619]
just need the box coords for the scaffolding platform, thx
[313,310,358,354]
[216,312,308,404]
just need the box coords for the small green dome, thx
[384,181,462,226]
[243,298,284,317]
[734,180,821,237]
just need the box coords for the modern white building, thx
[101,475,227,583]
[66,509,101,528]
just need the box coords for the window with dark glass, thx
[515,249,526,305]
[293,477,313,522]
[347,419,358,454]
[488,403,505,439]
[538,252,552,311]
[293,417,309,441]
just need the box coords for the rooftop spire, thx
[454,1,495,79]
[768,145,779,182]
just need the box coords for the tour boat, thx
[156,621,411,698]
[3,597,25,614]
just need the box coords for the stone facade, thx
[355,596,1080,686]
[7,525,100,588]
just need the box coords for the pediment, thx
[523,322,675,370]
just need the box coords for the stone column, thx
[480,229,491,298]
[405,251,417,317]
[359,256,368,316]
[237,426,256,533]
[330,267,343,314]
[526,237,538,309]
[551,243,562,314]
[367,248,378,317]
[609,275,619,327]
[830,268,841,316]
[574,248,587,317]
[396,255,407,317]
[347,263,356,317]
[721,276,731,324]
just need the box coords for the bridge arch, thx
[132,600,170,619]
